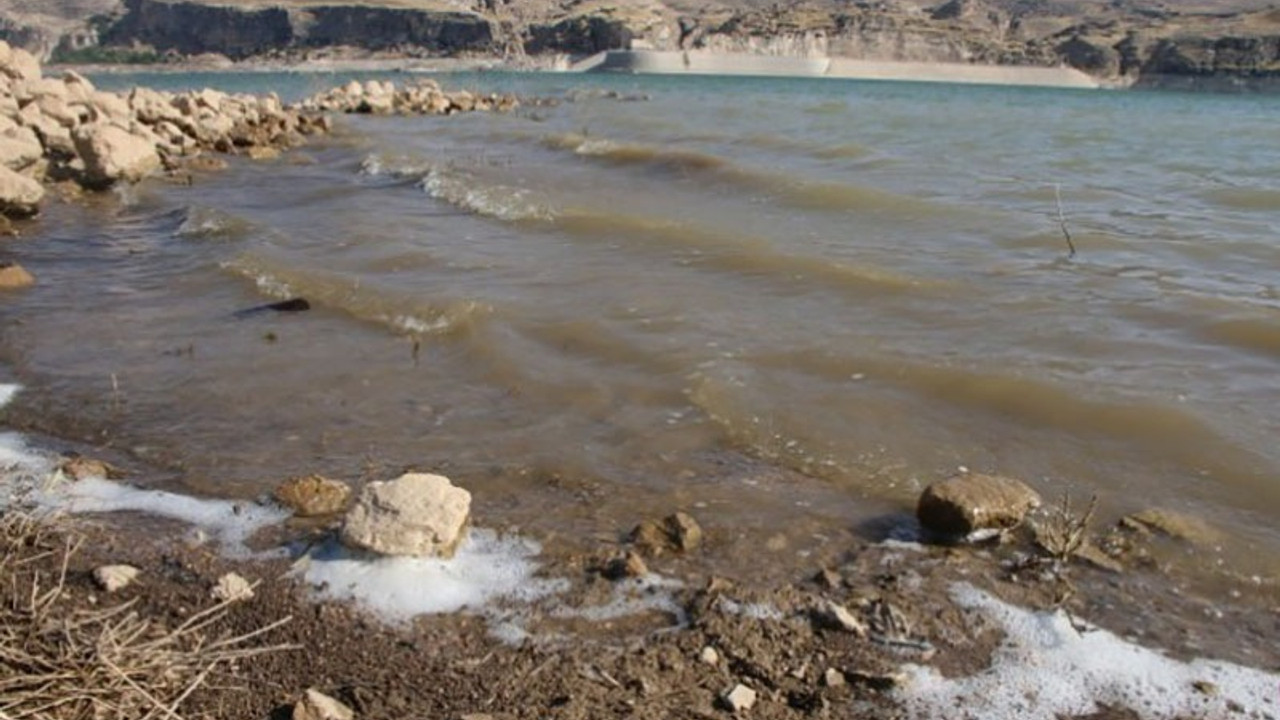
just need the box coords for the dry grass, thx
[0,510,294,720]
[1037,491,1098,566]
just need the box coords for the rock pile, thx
[299,78,519,116]
[0,43,519,223]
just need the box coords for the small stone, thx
[812,600,868,637]
[58,455,120,481]
[699,645,720,666]
[822,667,846,688]
[211,572,254,602]
[917,473,1041,538]
[720,683,757,713]
[1191,679,1218,696]
[246,146,281,161]
[274,474,351,517]
[93,564,140,593]
[0,262,34,290]
[665,511,703,552]
[603,550,648,580]
[845,669,906,690]
[813,567,842,589]
[629,519,670,556]
[293,688,353,720]
[1121,508,1223,547]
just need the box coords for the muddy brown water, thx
[2,72,1279,591]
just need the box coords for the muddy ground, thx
[4,490,1278,720]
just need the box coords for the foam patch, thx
[897,583,1280,720]
[300,531,566,620]
[552,574,686,624]
[0,431,53,486]
[38,476,287,556]
[0,383,18,409]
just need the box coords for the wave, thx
[1200,317,1280,360]
[419,167,555,222]
[556,210,937,295]
[173,205,255,241]
[1202,187,1280,212]
[223,254,491,337]
[542,132,947,218]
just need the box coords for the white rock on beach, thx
[212,572,254,602]
[721,683,758,712]
[341,472,471,558]
[93,564,141,593]
[292,688,354,720]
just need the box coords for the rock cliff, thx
[2,0,1279,89]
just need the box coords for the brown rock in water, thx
[293,688,354,720]
[0,261,34,289]
[917,473,1041,538]
[58,455,123,481]
[665,511,703,552]
[629,511,705,555]
[1121,508,1223,546]
[341,472,471,558]
[274,474,352,517]
[603,550,648,580]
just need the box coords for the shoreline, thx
[3,384,1280,719]
[55,51,1107,92]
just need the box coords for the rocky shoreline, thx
[0,40,520,251]
[2,402,1278,719]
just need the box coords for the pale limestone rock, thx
[93,564,140,593]
[917,473,1041,538]
[721,684,757,712]
[89,91,132,122]
[341,472,471,558]
[36,95,81,129]
[212,572,254,602]
[699,645,720,665]
[61,70,95,103]
[0,164,43,216]
[0,126,43,170]
[129,87,182,125]
[0,262,35,289]
[1,43,41,83]
[813,599,868,637]
[293,688,353,720]
[665,511,703,552]
[73,122,162,187]
[274,474,351,517]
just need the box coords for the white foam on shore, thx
[0,431,54,488]
[48,477,288,556]
[897,583,1280,720]
[552,574,686,624]
[0,383,19,410]
[300,531,566,620]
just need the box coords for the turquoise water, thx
[4,70,1280,572]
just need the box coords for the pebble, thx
[812,600,868,637]
[212,572,254,602]
[92,564,140,593]
[293,688,353,720]
[699,645,720,666]
[823,667,846,688]
[721,683,757,713]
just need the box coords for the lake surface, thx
[3,71,1279,576]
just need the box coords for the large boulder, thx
[917,473,1041,538]
[341,472,471,558]
[0,41,41,83]
[0,165,43,217]
[0,126,44,171]
[73,122,162,188]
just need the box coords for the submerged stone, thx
[917,473,1041,538]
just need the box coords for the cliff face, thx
[4,0,1280,89]
[103,0,293,59]
[98,0,495,60]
